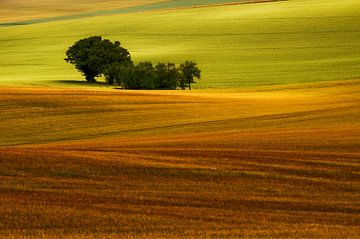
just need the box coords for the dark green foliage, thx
[65,36,201,89]
[135,62,158,89]
[122,62,158,89]
[178,61,201,90]
[155,62,179,89]
[65,36,132,83]
[104,63,127,85]
[109,61,200,90]
[120,66,138,89]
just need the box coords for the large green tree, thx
[65,36,132,83]
[178,61,201,90]
[155,62,179,89]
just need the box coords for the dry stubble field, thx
[0,80,359,238]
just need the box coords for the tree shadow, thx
[53,80,109,87]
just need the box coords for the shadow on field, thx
[53,80,109,87]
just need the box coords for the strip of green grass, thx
[0,0,359,88]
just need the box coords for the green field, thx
[1,0,359,88]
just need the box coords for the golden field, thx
[0,80,359,238]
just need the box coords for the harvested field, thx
[0,80,359,238]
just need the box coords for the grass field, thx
[0,80,359,238]
[0,0,359,88]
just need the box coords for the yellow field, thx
[1,80,359,238]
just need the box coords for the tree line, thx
[65,36,201,89]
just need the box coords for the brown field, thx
[0,0,166,23]
[0,80,359,238]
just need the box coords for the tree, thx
[120,66,138,89]
[104,63,126,85]
[65,36,132,83]
[134,62,158,89]
[178,61,201,90]
[155,62,178,89]
[120,62,158,89]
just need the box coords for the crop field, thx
[0,80,360,238]
[0,0,360,88]
[0,0,270,26]
[0,0,166,23]
[1,0,360,238]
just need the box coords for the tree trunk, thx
[86,75,96,83]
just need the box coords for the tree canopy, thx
[65,36,201,89]
[155,62,179,89]
[65,36,132,83]
[178,61,201,90]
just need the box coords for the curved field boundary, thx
[0,0,279,27]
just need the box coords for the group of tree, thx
[65,36,201,89]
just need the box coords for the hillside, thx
[0,0,359,238]
[0,0,261,25]
[0,0,165,23]
[0,0,359,87]
[0,81,359,238]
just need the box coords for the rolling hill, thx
[0,0,359,87]
[0,81,359,238]
[0,0,359,238]
[0,0,165,23]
